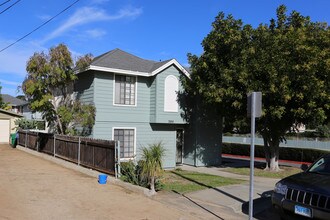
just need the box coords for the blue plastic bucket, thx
[98,174,107,184]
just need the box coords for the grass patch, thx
[162,169,245,194]
[223,166,301,179]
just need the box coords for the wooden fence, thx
[17,130,118,176]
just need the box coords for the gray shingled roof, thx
[1,94,28,106]
[91,48,172,73]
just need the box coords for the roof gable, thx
[86,48,190,78]
[1,94,28,106]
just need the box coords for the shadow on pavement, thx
[241,190,281,220]
[173,191,225,220]
[221,157,267,169]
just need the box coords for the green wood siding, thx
[150,76,156,122]
[151,65,186,124]
[75,71,95,104]
[76,67,190,168]
[93,121,177,169]
[93,72,151,123]
[183,113,222,167]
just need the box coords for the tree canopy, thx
[22,43,95,135]
[180,5,330,171]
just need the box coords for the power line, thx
[0,0,20,15]
[0,0,12,7]
[0,0,81,53]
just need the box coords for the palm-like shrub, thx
[140,142,165,195]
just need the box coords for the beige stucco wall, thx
[0,111,22,134]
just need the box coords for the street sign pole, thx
[247,92,262,220]
[249,92,256,220]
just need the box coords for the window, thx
[114,75,136,105]
[113,128,135,158]
[164,75,179,112]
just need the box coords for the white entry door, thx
[0,120,10,143]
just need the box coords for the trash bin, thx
[98,174,107,184]
[10,133,17,148]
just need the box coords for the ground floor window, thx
[113,128,135,158]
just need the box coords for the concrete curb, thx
[16,145,152,197]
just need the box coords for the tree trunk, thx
[263,135,270,170]
[56,114,64,134]
[150,176,156,195]
[269,140,280,171]
[263,135,280,171]
[52,97,64,134]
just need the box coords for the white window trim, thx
[112,127,137,161]
[164,75,179,112]
[113,74,138,107]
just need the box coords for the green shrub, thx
[155,179,165,191]
[316,125,330,138]
[120,161,140,185]
[119,142,166,194]
[140,142,166,194]
[119,160,148,188]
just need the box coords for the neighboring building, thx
[0,109,23,143]
[75,49,221,168]
[1,94,45,130]
[1,94,28,114]
[1,94,43,120]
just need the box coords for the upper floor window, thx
[114,74,136,105]
[164,75,179,112]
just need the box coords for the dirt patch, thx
[0,145,198,220]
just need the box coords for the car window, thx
[308,157,330,175]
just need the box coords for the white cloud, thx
[1,87,22,96]
[42,6,142,43]
[85,29,107,38]
[0,39,45,77]
[90,0,110,5]
[37,14,52,21]
[0,38,46,96]
[0,79,21,86]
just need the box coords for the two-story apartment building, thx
[75,49,221,168]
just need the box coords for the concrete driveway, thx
[0,144,198,220]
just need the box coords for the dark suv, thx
[272,154,330,220]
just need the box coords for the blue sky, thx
[0,0,329,97]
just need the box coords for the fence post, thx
[53,135,56,157]
[115,141,117,179]
[93,142,95,167]
[25,130,27,147]
[37,132,39,152]
[116,141,121,178]
[78,137,81,166]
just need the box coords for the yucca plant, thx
[140,142,165,195]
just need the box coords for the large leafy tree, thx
[181,5,330,171]
[22,43,95,135]
[0,84,10,110]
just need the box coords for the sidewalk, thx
[155,159,282,220]
[181,165,278,215]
